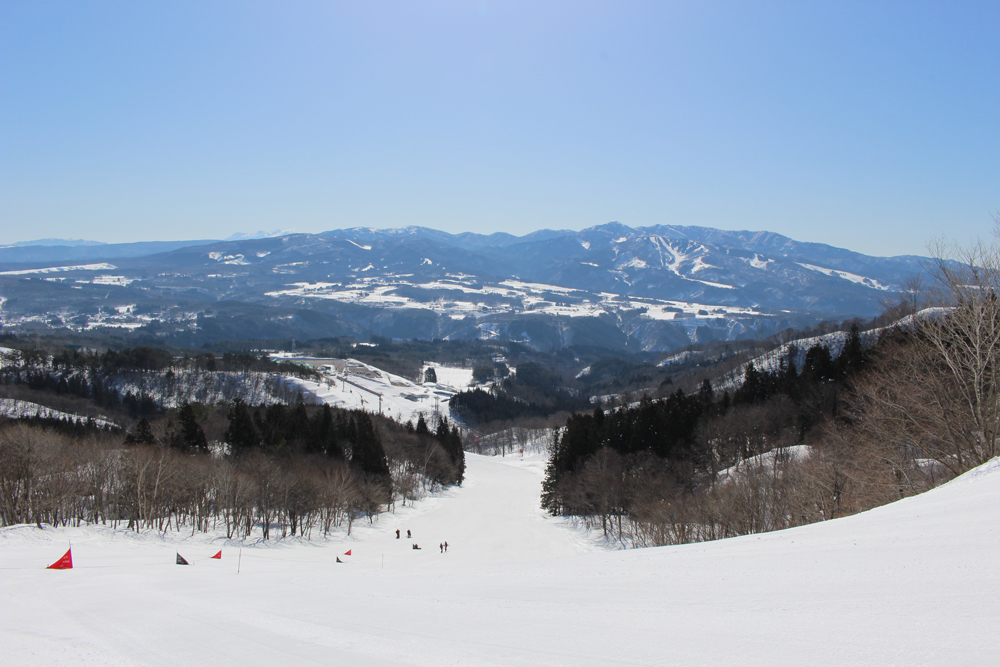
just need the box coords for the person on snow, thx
[439,543,444,553]
[406,529,411,539]
[444,541,448,552]
[412,543,420,550]
[395,529,400,539]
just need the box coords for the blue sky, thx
[1,1,997,256]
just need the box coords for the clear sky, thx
[1,1,998,256]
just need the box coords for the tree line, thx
[0,395,466,538]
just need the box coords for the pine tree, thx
[415,413,429,435]
[178,402,208,453]
[802,344,835,382]
[434,417,466,484]
[350,413,390,478]
[449,425,465,484]
[838,322,864,378]
[225,398,259,457]
[699,378,714,403]
[735,362,765,404]
[125,417,156,445]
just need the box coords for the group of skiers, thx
[395,528,448,553]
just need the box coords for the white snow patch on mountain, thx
[208,252,249,265]
[689,277,734,289]
[500,279,580,294]
[619,257,648,269]
[0,263,116,276]
[91,275,135,286]
[797,262,893,290]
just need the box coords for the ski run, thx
[1,451,997,666]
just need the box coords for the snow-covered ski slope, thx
[287,359,465,426]
[2,453,997,666]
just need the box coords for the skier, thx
[395,529,400,539]
[439,543,444,553]
[444,541,448,552]
[412,543,420,550]
[406,529,411,539]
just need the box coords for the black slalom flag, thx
[176,552,190,565]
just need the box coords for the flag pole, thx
[238,547,242,574]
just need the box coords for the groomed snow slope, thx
[2,453,997,666]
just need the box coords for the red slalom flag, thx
[47,548,73,570]
[211,551,222,559]
[344,549,352,556]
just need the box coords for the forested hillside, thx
[540,235,1000,547]
[0,345,465,537]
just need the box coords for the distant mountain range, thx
[0,223,929,352]
[4,238,108,248]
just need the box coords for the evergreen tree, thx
[125,417,156,445]
[225,398,259,457]
[448,425,465,483]
[434,417,466,484]
[699,378,714,403]
[802,344,835,383]
[415,413,430,435]
[838,322,865,378]
[350,413,390,478]
[734,362,766,404]
[308,404,333,455]
[178,402,208,453]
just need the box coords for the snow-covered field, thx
[2,452,997,666]
[288,359,463,426]
[421,363,474,391]
[263,274,761,324]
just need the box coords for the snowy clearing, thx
[1,453,996,666]
[286,359,461,426]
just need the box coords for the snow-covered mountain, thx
[0,223,930,351]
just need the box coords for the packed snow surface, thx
[2,453,997,666]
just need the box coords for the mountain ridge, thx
[0,223,930,352]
